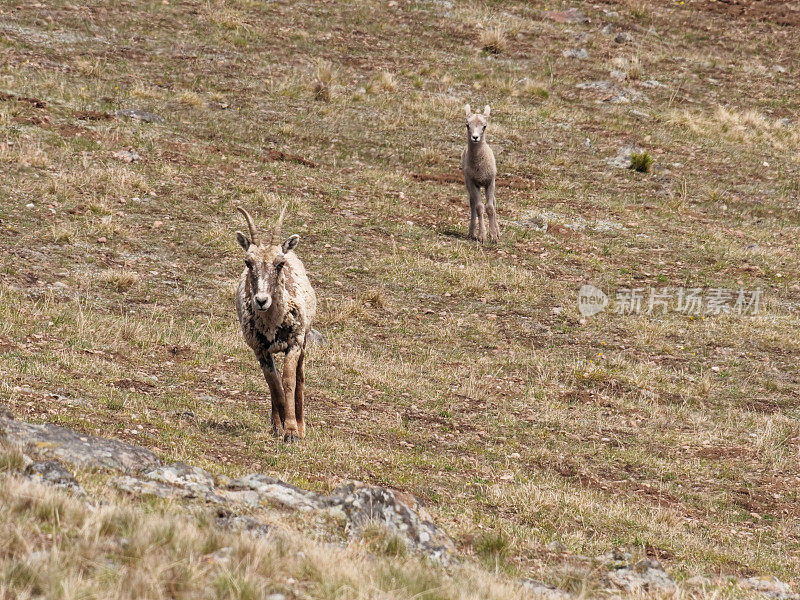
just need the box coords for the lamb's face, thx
[464,104,491,144]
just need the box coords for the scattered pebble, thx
[113,149,140,163]
[562,48,589,59]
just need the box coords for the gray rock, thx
[1,418,160,473]
[2,415,453,563]
[266,595,286,600]
[112,149,140,163]
[215,508,272,538]
[610,69,627,81]
[641,79,666,88]
[604,559,676,595]
[576,80,614,92]
[520,579,572,600]
[739,576,799,600]
[223,473,324,511]
[562,48,589,60]
[144,462,216,496]
[114,108,164,123]
[24,461,85,496]
[546,540,567,552]
[307,328,327,347]
[602,24,615,35]
[113,474,203,500]
[202,546,233,565]
[614,32,633,43]
[606,146,642,169]
[326,481,455,565]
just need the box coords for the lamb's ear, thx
[282,234,300,254]
[483,104,491,117]
[464,103,471,117]
[236,231,251,251]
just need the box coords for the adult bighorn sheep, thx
[235,206,317,443]
[461,103,499,243]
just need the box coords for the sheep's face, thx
[236,234,300,312]
[465,103,490,144]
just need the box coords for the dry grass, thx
[0,469,540,600]
[479,27,508,55]
[1,0,800,594]
[311,60,337,102]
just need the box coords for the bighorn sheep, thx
[461,103,499,243]
[235,206,317,443]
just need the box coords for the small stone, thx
[97,237,107,243]
[25,203,35,209]
[112,149,140,163]
[114,108,164,123]
[614,32,633,43]
[266,595,286,600]
[202,546,233,565]
[739,575,799,599]
[562,48,589,59]
[610,69,627,81]
[520,579,572,600]
[24,461,85,496]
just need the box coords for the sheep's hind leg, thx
[281,347,302,443]
[485,179,500,242]
[258,352,284,436]
[295,348,306,439]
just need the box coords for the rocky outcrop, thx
[24,460,85,496]
[1,417,160,473]
[112,468,456,563]
[0,413,454,564]
[326,482,455,564]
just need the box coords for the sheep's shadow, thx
[439,225,469,240]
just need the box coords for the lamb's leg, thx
[485,179,500,242]
[475,190,487,243]
[258,351,284,436]
[295,348,306,438]
[466,179,480,240]
[281,346,301,443]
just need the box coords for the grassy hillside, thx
[1,0,799,591]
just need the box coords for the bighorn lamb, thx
[461,103,499,243]
[235,207,317,443]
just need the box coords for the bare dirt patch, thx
[696,0,800,25]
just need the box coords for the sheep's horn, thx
[237,206,259,245]
[270,203,288,246]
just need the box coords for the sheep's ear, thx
[236,231,251,251]
[483,104,491,117]
[282,234,300,254]
[464,103,471,117]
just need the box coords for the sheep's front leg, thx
[466,179,481,240]
[258,351,285,436]
[281,346,301,443]
[295,348,306,439]
[485,179,500,242]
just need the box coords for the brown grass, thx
[0,0,799,594]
